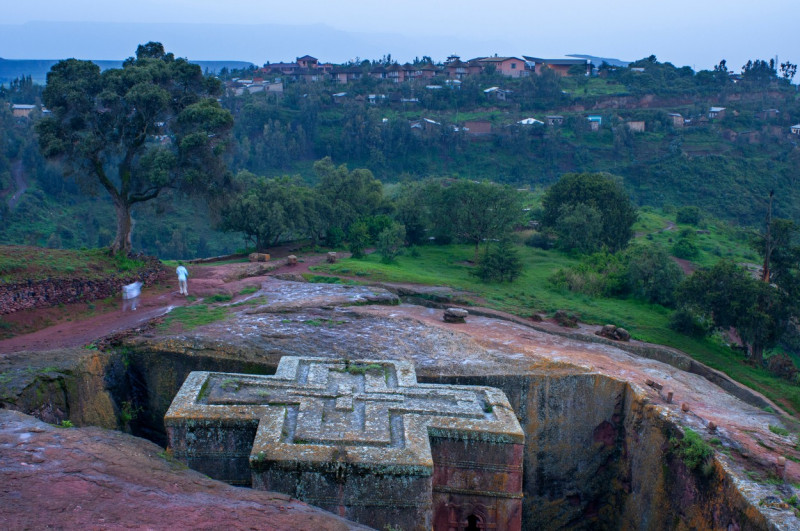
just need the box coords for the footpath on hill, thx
[0,251,332,355]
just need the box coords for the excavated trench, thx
[0,280,784,529]
[69,345,764,530]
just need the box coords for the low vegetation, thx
[312,204,800,416]
[159,304,228,331]
[670,428,715,473]
[0,245,147,283]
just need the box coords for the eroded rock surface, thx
[0,409,367,530]
[4,277,800,529]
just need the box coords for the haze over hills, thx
[0,20,631,86]
[0,21,511,66]
[0,59,255,86]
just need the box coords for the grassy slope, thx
[0,245,147,283]
[312,211,800,417]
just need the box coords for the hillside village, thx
[9,52,800,141]
[217,54,800,138]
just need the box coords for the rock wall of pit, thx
[425,372,774,530]
[1,343,776,530]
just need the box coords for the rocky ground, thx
[0,409,367,530]
[2,255,800,529]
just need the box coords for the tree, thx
[780,61,797,82]
[37,42,233,255]
[675,206,703,225]
[741,59,777,84]
[625,243,684,306]
[393,182,430,245]
[541,172,638,253]
[472,238,523,283]
[220,175,308,250]
[675,260,787,364]
[554,203,603,254]
[377,222,406,263]
[347,221,370,259]
[429,179,522,261]
[314,157,383,236]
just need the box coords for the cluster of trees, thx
[673,218,800,365]
[540,172,638,254]
[537,175,800,368]
[219,159,524,273]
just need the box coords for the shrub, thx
[472,239,523,283]
[549,251,628,297]
[766,353,799,381]
[325,226,345,247]
[377,223,406,263]
[676,206,703,225]
[525,231,554,250]
[769,424,790,436]
[672,237,699,259]
[671,428,714,471]
[347,222,370,259]
[669,308,710,337]
[625,243,684,306]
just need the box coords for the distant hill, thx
[568,54,630,68]
[0,58,255,86]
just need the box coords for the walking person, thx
[176,262,189,296]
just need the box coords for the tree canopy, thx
[37,42,233,254]
[428,179,523,261]
[541,172,638,253]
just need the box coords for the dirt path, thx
[7,160,27,210]
[0,260,275,355]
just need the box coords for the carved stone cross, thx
[166,357,523,530]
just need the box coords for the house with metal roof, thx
[523,56,591,76]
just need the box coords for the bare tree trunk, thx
[762,191,774,283]
[750,343,764,366]
[110,200,133,256]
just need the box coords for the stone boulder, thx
[248,252,270,262]
[554,310,579,328]
[443,307,468,323]
[595,324,631,342]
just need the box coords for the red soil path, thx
[0,252,336,355]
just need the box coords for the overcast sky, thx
[2,0,796,71]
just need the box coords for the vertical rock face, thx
[428,372,629,528]
[619,397,774,530]
[424,372,780,530]
[164,357,524,531]
[0,348,118,429]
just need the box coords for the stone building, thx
[165,356,524,530]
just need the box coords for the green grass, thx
[160,304,229,331]
[670,428,714,472]
[205,293,233,303]
[312,240,800,416]
[0,245,147,283]
[304,319,346,328]
[239,286,259,295]
[770,425,791,436]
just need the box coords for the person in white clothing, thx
[176,263,189,296]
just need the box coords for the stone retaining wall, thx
[0,257,166,315]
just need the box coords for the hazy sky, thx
[2,0,796,70]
